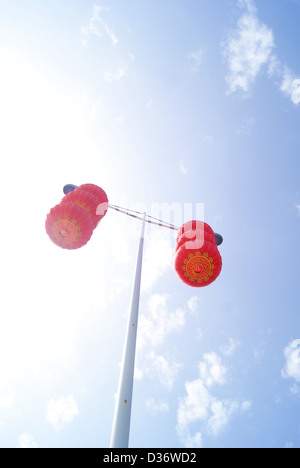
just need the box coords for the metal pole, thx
[110,212,146,448]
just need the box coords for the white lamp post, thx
[62,184,223,448]
[110,212,146,448]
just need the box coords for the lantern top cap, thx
[214,233,223,246]
[63,184,78,195]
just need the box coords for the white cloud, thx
[241,400,252,412]
[281,339,300,383]
[280,70,300,104]
[237,0,257,14]
[223,1,300,104]
[177,379,212,429]
[254,339,268,363]
[188,47,207,73]
[80,5,129,85]
[199,352,227,387]
[135,351,182,390]
[297,205,300,216]
[221,338,242,357]
[134,366,143,381]
[81,5,118,47]
[138,294,186,349]
[182,432,203,448]
[46,394,79,431]
[187,296,200,313]
[136,294,185,388]
[267,54,281,76]
[104,67,127,83]
[208,400,239,437]
[177,377,239,446]
[146,397,169,413]
[177,352,250,447]
[17,434,38,449]
[222,13,275,94]
[147,352,182,390]
[290,383,300,398]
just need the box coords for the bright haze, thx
[0,0,299,448]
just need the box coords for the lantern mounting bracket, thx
[62,184,223,246]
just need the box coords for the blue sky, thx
[0,0,299,448]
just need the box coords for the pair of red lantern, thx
[45,184,108,249]
[46,190,222,286]
[174,220,222,287]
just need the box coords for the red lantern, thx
[175,220,222,287]
[77,184,108,221]
[61,189,101,229]
[176,220,215,243]
[45,202,94,249]
[175,240,222,287]
[176,229,216,252]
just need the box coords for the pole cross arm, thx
[62,184,223,245]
